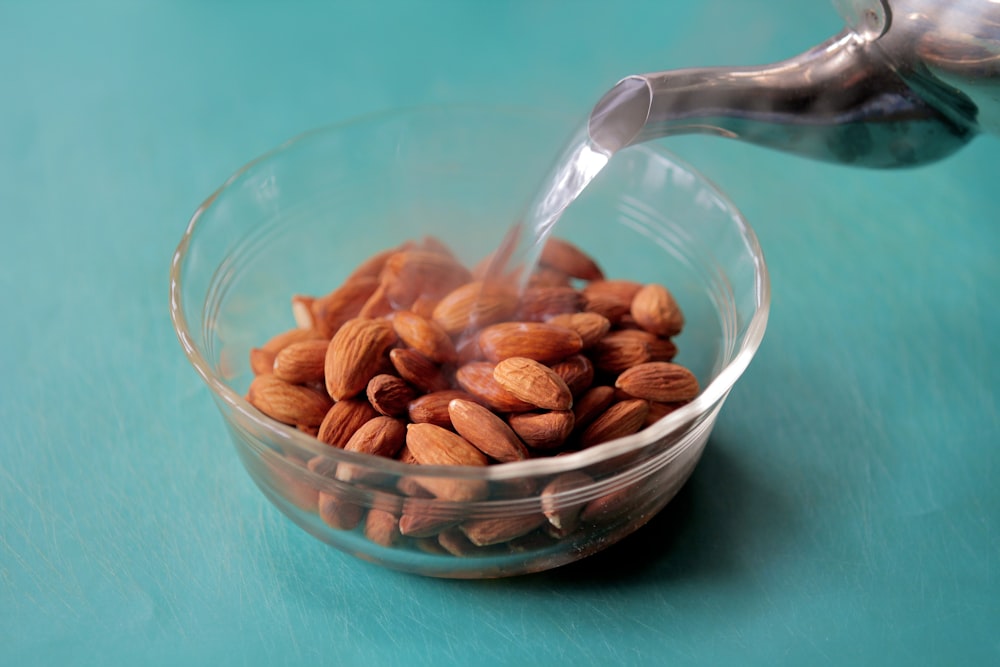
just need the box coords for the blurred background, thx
[1,1,996,665]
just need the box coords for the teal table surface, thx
[2,1,997,665]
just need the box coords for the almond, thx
[478,322,583,364]
[311,276,380,338]
[408,389,476,428]
[493,357,573,410]
[343,416,406,459]
[508,410,575,450]
[247,375,333,426]
[410,295,441,320]
[398,506,458,538]
[550,354,595,397]
[392,310,458,364]
[318,489,364,530]
[324,318,398,400]
[582,279,643,304]
[582,293,630,324]
[581,482,645,525]
[380,249,472,310]
[572,385,616,433]
[272,339,328,384]
[448,398,529,463]
[515,286,585,322]
[647,337,678,362]
[249,347,276,376]
[539,237,604,281]
[605,328,677,362]
[260,327,326,353]
[317,398,378,447]
[528,266,572,288]
[546,312,611,348]
[366,374,417,417]
[630,283,684,336]
[389,347,452,394]
[405,423,488,467]
[615,362,700,403]
[589,330,654,374]
[364,508,402,547]
[459,514,548,547]
[432,281,518,335]
[437,528,485,556]
[454,361,536,413]
[540,471,594,535]
[291,294,317,330]
[405,474,488,503]
[579,398,650,447]
[357,283,395,319]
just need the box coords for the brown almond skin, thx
[366,374,417,417]
[318,490,364,531]
[582,294,631,324]
[391,310,457,363]
[528,266,572,288]
[580,399,650,447]
[364,508,402,547]
[398,508,459,538]
[615,362,700,403]
[547,312,611,349]
[572,385,617,433]
[509,410,575,450]
[589,330,654,374]
[582,279,643,304]
[389,347,452,394]
[630,283,684,337]
[515,286,585,322]
[408,389,477,428]
[539,237,604,281]
[317,398,378,447]
[249,347,276,376]
[410,295,441,320]
[493,357,573,411]
[540,471,595,535]
[324,318,398,400]
[247,375,333,427]
[459,514,548,547]
[357,283,395,319]
[381,249,473,310]
[405,423,488,467]
[272,339,329,384]
[455,361,536,412]
[448,399,529,463]
[432,281,519,335]
[550,354,595,397]
[311,276,380,338]
[343,416,407,459]
[478,322,583,364]
[260,327,327,353]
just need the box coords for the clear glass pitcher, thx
[589,0,999,167]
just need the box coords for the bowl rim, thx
[169,105,770,482]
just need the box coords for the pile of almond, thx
[247,236,699,471]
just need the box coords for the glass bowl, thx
[169,107,769,578]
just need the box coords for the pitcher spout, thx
[589,29,978,168]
